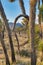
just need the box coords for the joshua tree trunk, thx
[19,0,26,15]
[15,33,20,53]
[2,24,5,39]
[0,1,16,62]
[38,0,43,61]
[29,0,37,65]
[0,33,10,65]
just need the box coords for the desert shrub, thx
[20,50,31,57]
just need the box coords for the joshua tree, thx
[13,14,29,53]
[0,19,10,65]
[0,1,16,63]
[13,14,29,29]
[0,34,10,65]
[38,0,43,38]
[38,0,43,61]
[0,19,5,39]
[29,0,37,65]
[8,0,28,54]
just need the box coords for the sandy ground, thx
[0,31,42,65]
[0,31,31,65]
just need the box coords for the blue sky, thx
[1,0,39,23]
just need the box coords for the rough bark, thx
[0,33,10,65]
[19,0,26,15]
[29,0,37,65]
[15,33,20,53]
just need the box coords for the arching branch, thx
[13,14,29,30]
[13,14,29,53]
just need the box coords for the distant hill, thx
[15,23,23,28]
[9,22,23,30]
